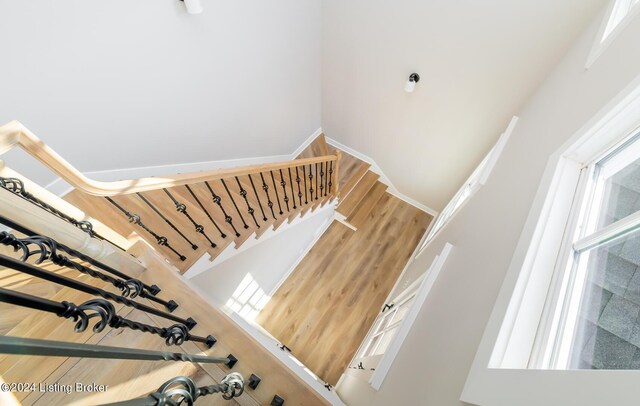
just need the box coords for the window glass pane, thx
[569,230,640,369]
[372,327,399,356]
[596,156,640,230]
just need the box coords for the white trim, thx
[324,136,439,217]
[416,116,519,257]
[178,272,346,406]
[45,127,324,197]
[462,73,640,405]
[585,0,640,69]
[369,243,453,390]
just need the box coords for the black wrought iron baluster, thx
[324,161,329,196]
[136,193,199,251]
[105,197,186,261]
[308,164,314,202]
[288,168,297,210]
[101,373,244,405]
[163,189,216,248]
[279,169,290,212]
[204,181,241,238]
[248,174,268,222]
[0,232,178,311]
[303,165,309,204]
[295,166,303,207]
[0,215,161,296]
[0,253,197,329]
[328,161,334,194]
[0,289,215,347]
[0,177,125,251]
[0,335,235,365]
[315,163,319,200]
[184,185,226,238]
[235,177,259,228]
[220,179,249,230]
[259,172,277,220]
[270,171,284,215]
[319,162,325,198]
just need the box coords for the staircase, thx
[61,138,341,274]
[0,121,338,405]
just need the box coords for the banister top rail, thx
[0,121,339,197]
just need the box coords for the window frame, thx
[531,129,640,370]
[417,117,518,255]
[462,75,640,405]
[345,243,453,391]
[585,0,640,69]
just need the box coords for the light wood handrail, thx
[0,121,339,197]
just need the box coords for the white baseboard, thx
[45,125,438,218]
[324,137,439,217]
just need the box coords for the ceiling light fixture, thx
[181,0,204,14]
[404,73,420,93]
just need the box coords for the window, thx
[536,131,640,369]
[586,0,640,68]
[347,243,452,390]
[603,0,639,41]
[462,70,640,406]
[418,117,517,252]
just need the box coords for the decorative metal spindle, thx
[235,177,259,228]
[260,172,277,220]
[295,166,303,207]
[328,161,334,194]
[270,171,284,215]
[204,181,241,238]
[288,168,297,210]
[315,163,319,200]
[319,162,325,198]
[0,253,197,329]
[136,193,199,250]
[0,215,161,296]
[163,189,217,248]
[279,169,290,212]
[308,164,314,202]
[248,174,268,222]
[106,197,187,261]
[0,289,214,347]
[303,165,309,204]
[102,373,244,405]
[0,177,125,251]
[324,161,329,196]
[0,335,233,365]
[0,232,178,311]
[184,185,226,238]
[220,179,249,229]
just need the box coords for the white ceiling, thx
[321,0,608,211]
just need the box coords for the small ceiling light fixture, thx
[404,73,420,93]
[181,0,204,14]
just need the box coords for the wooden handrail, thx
[0,121,339,197]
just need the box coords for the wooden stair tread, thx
[346,182,388,229]
[337,171,380,218]
[297,134,329,159]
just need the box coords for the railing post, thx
[334,150,342,197]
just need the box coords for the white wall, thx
[0,0,321,186]
[189,207,334,317]
[336,5,640,406]
[321,0,605,211]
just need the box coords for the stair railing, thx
[0,120,340,267]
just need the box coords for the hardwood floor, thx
[256,193,432,384]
